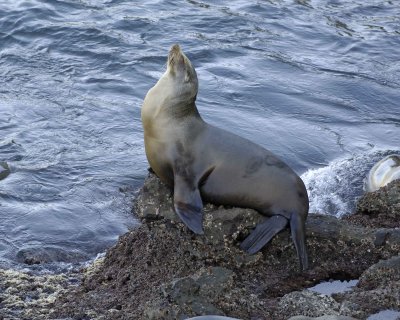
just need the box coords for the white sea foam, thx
[301,150,400,217]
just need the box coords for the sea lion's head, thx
[142,45,199,122]
[164,44,198,103]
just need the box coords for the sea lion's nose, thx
[170,44,181,54]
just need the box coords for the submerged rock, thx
[50,173,400,320]
[16,246,90,265]
[0,161,10,180]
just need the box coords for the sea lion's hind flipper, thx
[173,176,204,235]
[290,212,309,270]
[240,215,288,254]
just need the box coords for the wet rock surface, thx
[2,173,399,319]
[288,316,358,320]
[16,246,91,265]
[333,255,400,319]
[48,173,400,320]
[343,180,400,228]
[0,161,10,180]
[0,267,82,320]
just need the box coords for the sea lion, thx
[141,44,309,270]
[365,154,400,192]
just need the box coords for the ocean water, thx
[0,0,399,268]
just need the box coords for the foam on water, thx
[1,0,399,270]
[301,149,400,216]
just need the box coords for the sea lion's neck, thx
[142,93,203,138]
[166,99,202,120]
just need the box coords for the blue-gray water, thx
[0,0,399,269]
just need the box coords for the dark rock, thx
[343,180,400,228]
[288,316,357,320]
[51,173,400,320]
[144,267,234,319]
[16,246,90,264]
[186,317,241,320]
[278,291,341,318]
[358,255,400,290]
[332,255,400,319]
[0,161,10,180]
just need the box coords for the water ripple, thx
[0,0,399,268]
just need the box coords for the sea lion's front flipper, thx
[240,215,288,254]
[173,175,204,235]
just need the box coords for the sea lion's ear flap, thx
[173,175,204,234]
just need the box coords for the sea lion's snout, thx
[168,44,184,70]
[167,44,198,90]
[170,44,181,54]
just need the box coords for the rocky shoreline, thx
[1,174,399,319]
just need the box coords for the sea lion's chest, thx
[143,114,199,184]
[143,125,175,186]
[143,117,205,186]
